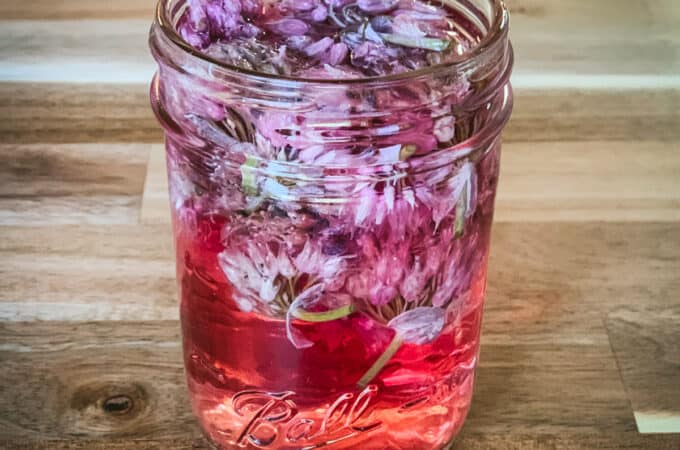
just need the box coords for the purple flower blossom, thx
[370,15,393,33]
[345,233,410,306]
[267,18,310,36]
[167,0,496,342]
[351,41,403,76]
[178,0,475,78]
[416,161,477,228]
[390,13,426,37]
[329,42,349,65]
[327,0,356,7]
[358,0,399,14]
[240,0,263,16]
[287,35,313,51]
[311,4,328,22]
[294,240,348,285]
[399,255,429,303]
[282,0,318,12]
[305,37,334,58]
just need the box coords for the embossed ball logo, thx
[233,385,381,447]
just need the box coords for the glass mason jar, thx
[150,0,513,448]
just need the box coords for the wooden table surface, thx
[1,0,679,448]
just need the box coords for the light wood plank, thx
[607,305,680,433]
[2,85,678,144]
[497,141,680,222]
[0,321,199,440]
[0,20,152,83]
[0,84,162,144]
[1,1,678,86]
[0,0,156,20]
[140,141,680,224]
[2,434,680,450]
[0,225,178,321]
[140,145,170,224]
[507,0,680,87]
[0,144,150,225]
[0,319,634,440]
[509,89,680,143]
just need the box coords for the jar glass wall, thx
[150,1,513,448]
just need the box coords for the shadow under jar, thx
[150,0,513,448]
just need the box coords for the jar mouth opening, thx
[154,0,509,85]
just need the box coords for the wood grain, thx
[141,140,680,224]
[1,0,679,447]
[0,223,677,441]
[0,84,162,144]
[497,140,680,222]
[0,322,198,440]
[0,1,156,20]
[140,145,170,224]
[0,225,177,321]
[3,434,680,450]
[0,319,633,439]
[506,0,680,87]
[3,86,678,144]
[607,305,680,433]
[1,1,678,86]
[0,144,150,225]
[0,20,152,83]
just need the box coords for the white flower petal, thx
[403,189,416,208]
[355,191,375,225]
[388,307,445,345]
[384,183,395,211]
[286,284,325,349]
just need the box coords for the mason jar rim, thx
[154,0,510,86]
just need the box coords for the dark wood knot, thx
[102,394,133,415]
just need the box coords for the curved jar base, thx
[190,371,475,449]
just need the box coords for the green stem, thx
[357,334,404,388]
[291,304,355,323]
[328,3,346,28]
[241,156,258,196]
[379,33,451,51]
[454,181,468,238]
[399,144,417,161]
[287,278,296,303]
